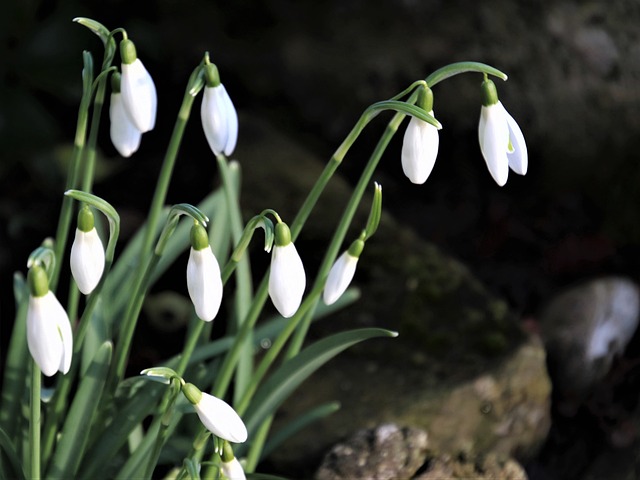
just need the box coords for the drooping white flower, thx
[323,248,360,306]
[26,266,73,377]
[182,383,248,443]
[70,207,105,295]
[401,111,439,184]
[70,230,105,295]
[201,82,238,157]
[478,79,528,186]
[268,222,306,318]
[109,91,142,157]
[221,457,246,480]
[120,39,157,133]
[186,245,223,322]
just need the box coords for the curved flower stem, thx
[424,61,508,87]
[29,362,41,480]
[110,86,196,387]
[287,102,414,358]
[51,51,94,291]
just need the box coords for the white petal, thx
[109,93,142,157]
[221,458,246,480]
[56,304,74,374]
[323,251,358,305]
[201,85,230,156]
[70,228,106,295]
[186,247,223,321]
[478,103,509,186]
[27,292,71,377]
[505,109,528,175]
[220,84,239,156]
[120,59,157,133]
[194,393,248,443]
[268,243,306,318]
[401,113,439,184]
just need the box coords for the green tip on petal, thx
[190,223,210,251]
[120,38,137,65]
[77,206,95,232]
[481,78,499,106]
[347,239,365,258]
[27,264,49,297]
[203,63,221,87]
[182,383,203,405]
[222,441,235,462]
[417,85,434,112]
[111,71,122,93]
[274,222,291,247]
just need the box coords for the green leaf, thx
[0,427,25,480]
[78,382,163,480]
[260,401,340,460]
[47,342,112,479]
[425,61,508,87]
[243,328,397,433]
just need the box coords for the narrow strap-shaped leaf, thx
[0,274,30,439]
[0,426,26,480]
[47,341,112,479]
[243,328,397,433]
[259,401,340,460]
[78,382,163,480]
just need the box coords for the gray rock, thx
[416,452,528,480]
[315,424,429,480]
[539,277,640,399]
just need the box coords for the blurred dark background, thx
[2,0,640,477]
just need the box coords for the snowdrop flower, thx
[26,265,73,377]
[186,223,223,321]
[182,383,248,443]
[323,239,363,305]
[70,206,105,295]
[120,38,157,133]
[221,442,246,480]
[478,78,528,186]
[109,72,142,157]
[401,85,439,184]
[268,222,306,318]
[201,63,238,156]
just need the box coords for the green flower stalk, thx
[26,265,73,377]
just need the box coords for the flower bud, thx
[70,207,106,295]
[186,224,223,322]
[268,223,306,318]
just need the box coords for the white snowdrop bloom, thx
[221,457,246,480]
[26,266,73,377]
[186,246,223,322]
[70,227,105,295]
[401,111,439,184]
[323,250,359,306]
[109,91,142,157]
[120,39,157,133]
[183,383,248,443]
[201,83,238,156]
[478,79,527,186]
[268,223,306,318]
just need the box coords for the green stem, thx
[245,416,272,473]
[29,362,41,479]
[287,103,413,358]
[215,155,254,403]
[51,51,94,291]
[111,89,196,385]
